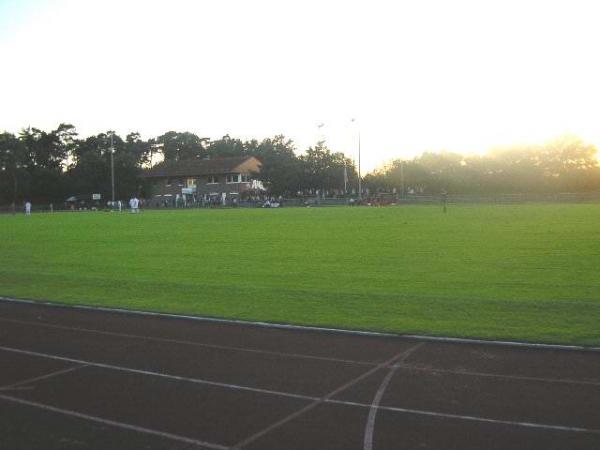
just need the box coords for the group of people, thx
[22,198,141,214]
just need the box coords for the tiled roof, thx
[143,156,259,177]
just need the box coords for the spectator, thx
[129,196,140,213]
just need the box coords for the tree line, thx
[364,135,600,195]
[2,126,599,206]
[0,124,357,205]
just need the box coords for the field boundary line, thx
[2,316,597,386]
[1,296,599,352]
[0,317,376,367]
[0,345,598,436]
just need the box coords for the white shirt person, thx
[129,197,140,213]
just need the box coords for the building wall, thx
[148,174,254,203]
[195,174,252,197]
[149,177,186,197]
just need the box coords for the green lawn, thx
[1,204,599,345]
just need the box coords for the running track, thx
[0,298,599,449]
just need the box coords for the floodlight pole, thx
[400,160,404,198]
[350,118,362,199]
[110,132,115,204]
[358,130,362,199]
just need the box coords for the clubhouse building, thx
[143,156,262,206]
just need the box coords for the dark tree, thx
[157,131,208,162]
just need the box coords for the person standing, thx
[129,196,139,213]
[24,201,31,216]
[441,189,448,214]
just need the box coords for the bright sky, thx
[1,0,599,171]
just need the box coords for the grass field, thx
[1,204,599,345]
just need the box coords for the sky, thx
[1,0,599,172]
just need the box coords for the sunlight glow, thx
[1,0,599,171]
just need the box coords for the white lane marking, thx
[1,365,87,390]
[395,364,600,387]
[373,403,600,435]
[231,343,425,450]
[0,316,376,367]
[363,343,425,450]
[0,345,319,402]
[1,345,599,436]
[4,295,598,352]
[2,316,597,388]
[0,393,228,449]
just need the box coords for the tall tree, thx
[207,134,247,158]
[300,141,356,194]
[252,135,302,195]
[125,132,152,168]
[157,131,208,161]
[0,132,28,208]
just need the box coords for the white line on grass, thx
[363,343,425,450]
[0,345,598,436]
[0,317,376,367]
[0,394,228,449]
[1,296,599,352]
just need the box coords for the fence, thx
[2,191,600,214]
[397,192,600,204]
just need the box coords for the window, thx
[207,175,219,184]
[186,178,196,187]
[166,178,172,186]
[241,174,250,182]
[226,174,240,183]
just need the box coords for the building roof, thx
[143,156,261,178]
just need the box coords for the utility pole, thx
[12,172,17,215]
[316,122,325,203]
[110,132,115,204]
[351,118,362,199]
[357,127,362,199]
[400,160,405,198]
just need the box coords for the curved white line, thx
[363,367,397,450]
[363,343,425,450]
